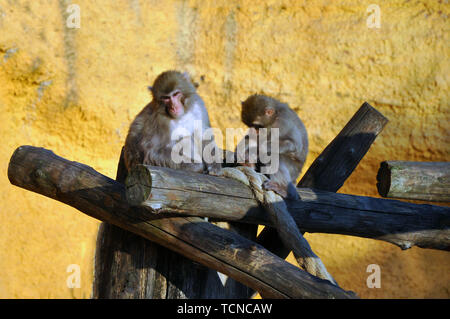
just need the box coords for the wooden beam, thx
[298,102,389,191]
[257,102,389,257]
[126,164,450,251]
[7,145,356,299]
[377,161,450,202]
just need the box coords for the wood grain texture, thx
[92,149,252,299]
[298,102,389,191]
[126,164,450,251]
[8,145,356,299]
[377,161,450,202]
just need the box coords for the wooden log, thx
[93,149,252,299]
[258,102,389,257]
[126,164,450,251]
[377,161,450,202]
[7,145,356,299]
[298,102,389,191]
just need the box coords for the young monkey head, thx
[149,70,197,119]
[241,94,278,130]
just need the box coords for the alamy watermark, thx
[366,4,381,29]
[66,264,81,288]
[66,4,81,29]
[366,264,381,288]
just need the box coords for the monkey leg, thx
[205,162,224,176]
[262,180,288,198]
[263,165,300,200]
[263,180,300,200]
[178,162,205,173]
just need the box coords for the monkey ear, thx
[182,71,199,88]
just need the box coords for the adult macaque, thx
[124,70,221,174]
[121,71,255,297]
[237,94,308,198]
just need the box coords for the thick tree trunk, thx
[8,145,356,299]
[377,161,450,202]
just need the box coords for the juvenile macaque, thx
[124,70,220,174]
[237,94,308,198]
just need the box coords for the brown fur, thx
[124,71,219,174]
[239,94,309,198]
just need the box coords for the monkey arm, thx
[277,138,297,154]
[157,144,205,174]
[234,134,258,166]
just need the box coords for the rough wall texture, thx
[0,0,448,298]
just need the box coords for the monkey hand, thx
[239,162,256,168]
[206,163,224,176]
[263,180,287,198]
[179,162,205,174]
[263,180,299,200]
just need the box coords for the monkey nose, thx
[170,96,179,104]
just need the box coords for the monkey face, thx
[150,71,197,119]
[257,108,275,128]
[160,90,185,118]
[241,95,276,129]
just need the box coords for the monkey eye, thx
[265,108,275,116]
[160,96,170,103]
[173,91,181,97]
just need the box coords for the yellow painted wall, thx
[0,0,448,298]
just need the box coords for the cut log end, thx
[8,145,36,185]
[376,161,450,202]
[125,165,152,207]
[376,161,391,198]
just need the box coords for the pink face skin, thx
[162,90,185,118]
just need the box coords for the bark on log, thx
[93,149,251,299]
[257,102,389,257]
[298,102,389,191]
[377,161,450,202]
[7,145,356,299]
[126,165,450,251]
